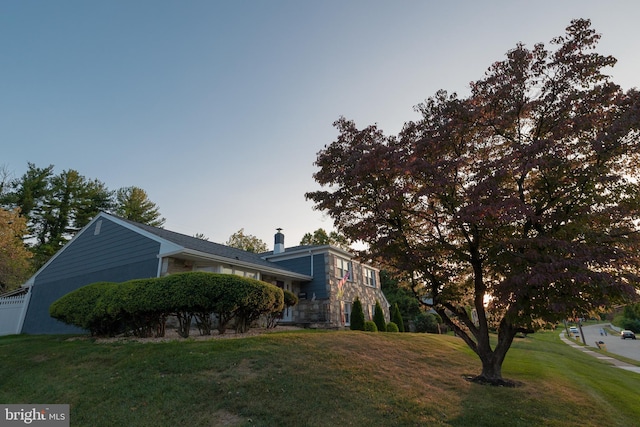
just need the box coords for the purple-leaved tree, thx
[306,19,640,385]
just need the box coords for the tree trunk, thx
[474,354,504,384]
[472,325,519,387]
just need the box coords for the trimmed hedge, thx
[50,272,285,337]
[49,281,120,336]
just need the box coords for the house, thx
[0,212,389,335]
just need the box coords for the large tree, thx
[0,208,33,292]
[114,186,165,227]
[306,19,640,385]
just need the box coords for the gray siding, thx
[273,254,327,299]
[21,218,161,334]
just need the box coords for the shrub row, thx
[349,297,399,332]
[49,272,288,338]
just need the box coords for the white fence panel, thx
[0,293,27,336]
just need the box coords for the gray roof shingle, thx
[115,215,305,274]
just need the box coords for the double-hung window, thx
[336,257,352,281]
[364,268,376,287]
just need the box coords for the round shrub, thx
[364,320,378,332]
[283,289,298,307]
[386,322,399,332]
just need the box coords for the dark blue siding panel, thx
[273,254,327,299]
[21,218,161,335]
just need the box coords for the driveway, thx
[578,323,640,362]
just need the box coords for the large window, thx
[364,268,376,288]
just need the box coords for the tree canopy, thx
[0,208,32,292]
[225,228,268,253]
[0,164,113,266]
[306,19,640,385]
[114,186,165,227]
[300,228,350,249]
[0,163,165,268]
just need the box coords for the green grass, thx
[0,330,638,426]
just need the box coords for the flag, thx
[336,271,349,300]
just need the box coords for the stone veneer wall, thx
[293,253,390,328]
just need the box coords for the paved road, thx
[571,323,640,362]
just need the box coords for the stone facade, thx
[290,252,389,328]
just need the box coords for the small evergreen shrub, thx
[364,320,378,332]
[373,300,386,332]
[391,303,405,332]
[350,297,365,330]
[386,322,399,332]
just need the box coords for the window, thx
[364,268,376,287]
[336,257,352,281]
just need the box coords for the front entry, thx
[277,280,293,322]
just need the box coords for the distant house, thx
[0,212,389,335]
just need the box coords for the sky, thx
[2,1,640,250]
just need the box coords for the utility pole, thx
[577,320,587,345]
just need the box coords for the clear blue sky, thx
[2,1,640,249]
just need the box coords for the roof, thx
[112,214,312,279]
[262,243,354,259]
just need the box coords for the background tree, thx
[414,312,442,334]
[114,186,165,227]
[0,208,33,292]
[300,228,350,249]
[380,271,421,330]
[350,297,365,330]
[225,228,268,253]
[614,303,640,333]
[1,164,164,268]
[306,19,640,385]
[0,164,113,267]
